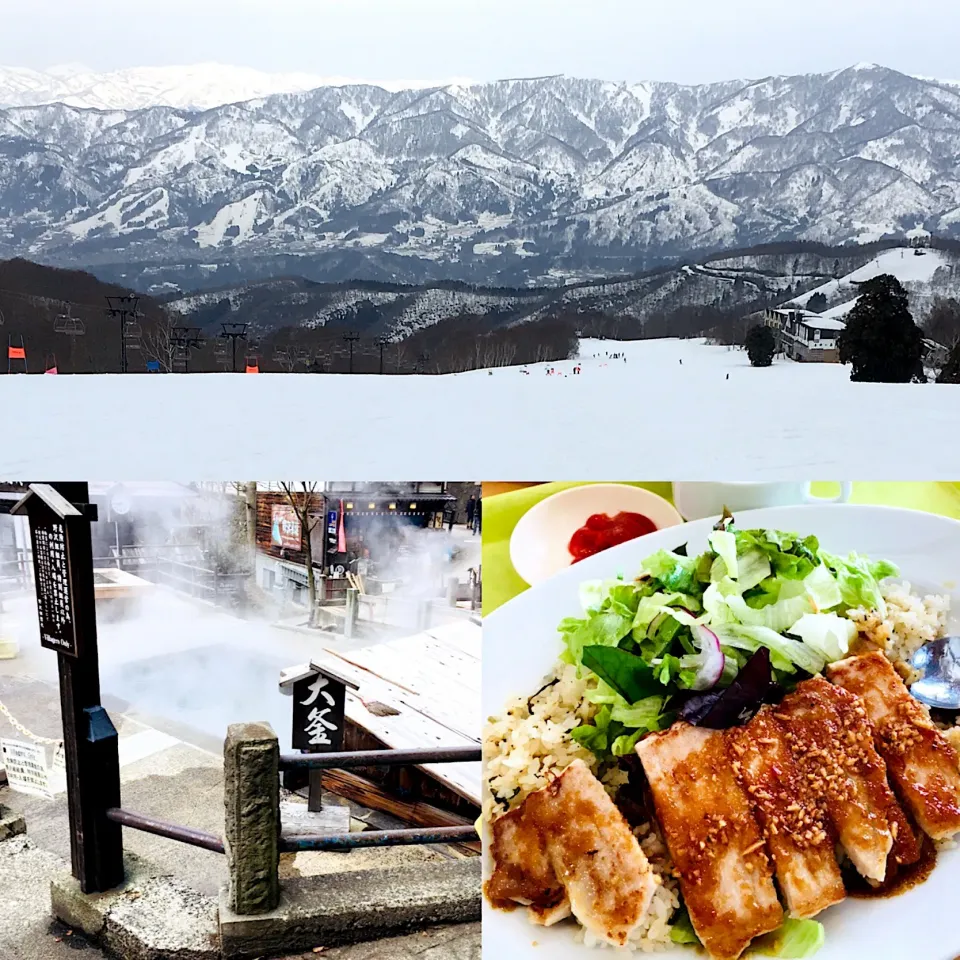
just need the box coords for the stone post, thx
[344,587,358,638]
[223,722,280,915]
[417,600,431,631]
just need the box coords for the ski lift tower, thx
[54,302,86,372]
[219,322,248,373]
[342,331,360,374]
[105,295,141,374]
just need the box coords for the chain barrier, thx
[0,697,63,746]
[0,697,65,774]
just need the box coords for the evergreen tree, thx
[938,342,960,384]
[806,292,828,313]
[745,323,776,367]
[837,274,924,383]
[924,296,960,348]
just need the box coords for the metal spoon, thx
[909,636,960,710]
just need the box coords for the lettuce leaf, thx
[735,529,820,581]
[789,613,857,663]
[642,550,700,595]
[820,550,898,616]
[610,695,666,728]
[631,591,701,641]
[755,918,825,958]
[708,530,739,580]
[714,624,826,675]
[669,906,700,945]
[581,646,662,704]
[570,704,613,754]
[559,610,634,666]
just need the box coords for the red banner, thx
[8,346,25,360]
[337,500,347,553]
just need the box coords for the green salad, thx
[562,513,897,761]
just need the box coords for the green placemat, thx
[482,482,960,616]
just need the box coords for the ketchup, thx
[568,511,657,562]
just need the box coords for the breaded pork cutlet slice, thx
[776,677,910,882]
[828,651,960,841]
[726,706,846,918]
[636,723,782,960]
[485,759,656,946]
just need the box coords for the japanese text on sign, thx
[291,671,347,753]
[271,505,302,550]
[0,739,53,799]
[31,518,78,656]
[300,676,337,746]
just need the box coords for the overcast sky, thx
[4,0,960,86]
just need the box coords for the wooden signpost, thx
[12,483,124,893]
[280,662,358,812]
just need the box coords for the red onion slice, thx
[689,623,725,691]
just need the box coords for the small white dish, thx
[508,483,683,587]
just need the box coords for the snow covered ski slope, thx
[2,338,957,479]
[788,247,954,322]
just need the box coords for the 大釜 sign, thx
[291,672,347,752]
[271,505,302,550]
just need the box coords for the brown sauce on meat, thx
[844,836,938,899]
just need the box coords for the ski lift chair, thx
[55,303,86,335]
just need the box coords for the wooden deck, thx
[295,620,481,807]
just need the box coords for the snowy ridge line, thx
[4,65,960,285]
[162,242,960,339]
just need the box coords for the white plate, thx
[509,484,683,587]
[483,504,960,960]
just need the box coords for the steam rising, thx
[0,484,478,751]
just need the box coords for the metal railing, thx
[102,746,481,857]
[0,549,249,606]
[278,746,479,769]
[281,825,477,851]
[276,745,481,851]
[105,807,225,854]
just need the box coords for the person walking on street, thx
[473,498,482,535]
[445,503,456,532]
[466,495,476,530]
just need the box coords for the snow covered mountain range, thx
[4,63,960,286]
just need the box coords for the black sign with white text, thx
[291,672,347,752]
